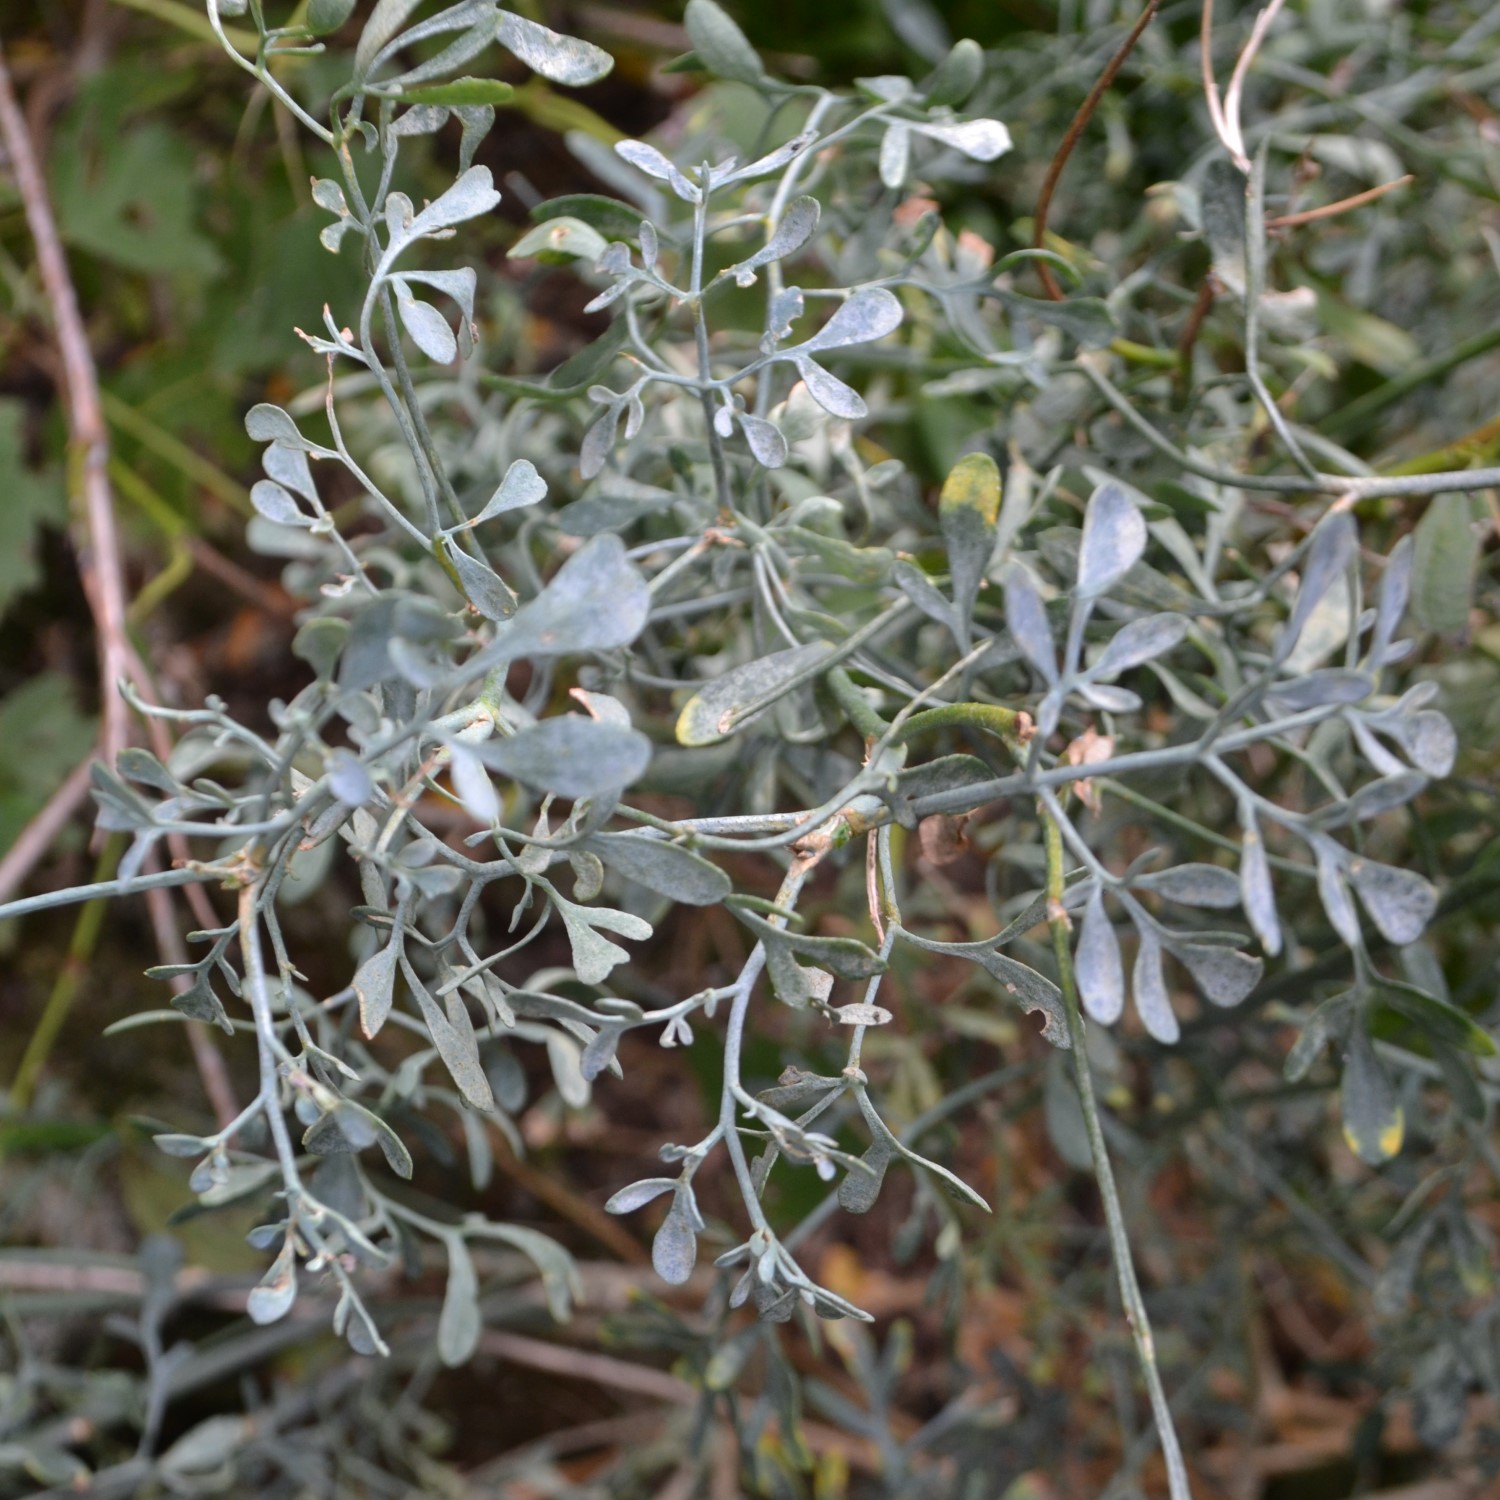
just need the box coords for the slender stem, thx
[1042,806,1193,1500]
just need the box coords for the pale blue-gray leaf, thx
[740,414,788,468]
[879,123,911,188]
[409,165,501,237]
[730,196,819,288]
[1090,613,1188,677]
[246,1242,298,1326]
[450,745,499,824]
[584,832,731,905]
[473,459,547,523]
[800,288,904,352]
[1003,564,1057,684]
[1347,858,1437,945]
[1076,482,1147,598]
[651,1199,698,1284]
[495,11,613,85]
[245,403,311,448]
[1277,513,1355,663]
[475,534,650,669]
[1171,940,1263,1008]
[685,0,763,83]
[911,117,1012,161]
[450,545,518,621]
[605,1177,678,1214]
[1137,863,1242,908]
[468,718,651,799]
[1239,818,1281,956]
[1132,927,1178,1043]
[250,480,307,527]
[1076,887,1124,1024]
[1313,836,1362,947]
[394,288,457,362]
[438,1236,482,1366]
[795,359,867,419]
[263,441,316,502]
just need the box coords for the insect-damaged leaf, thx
[1341,1022,1404,1165]
[583,832,731,905]
[354,937,401,1038]
[676,642,831,746]
[467,717,651,799]
[897,929,1067,1047]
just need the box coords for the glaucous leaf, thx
[1171,940,1263,1008]
[729,196,819,287]
[1411,493,1478,635]
[1313,836,1362,947]
[685,0,763,83]
[475,534,650,669]
[307,0,357,34]
[940,452,1001,647]
[467,717,650,799]
[794,359,867,419]
[1277,513,1355,663]
[1341,1022,1404,1164]
[1003,564,1057,685]
[911,118,1012,161]
[652,1198,698,1284]
[1076,887,1124,1024]
[249,481,306,527]
[676,641,830,746]
[800,288,904,352]
[1346,858,1438,945]
[605,1177,679,1215]
[880,122,911,187]
[263,441,316,501]
[740,414,787,468]
[495,12,613,85]
[354,938,400,1038]
[437,1236,481,1366]
[1076,482,1147,598]
[449,545,518,622]
[1239,818,1281,956]
[1137,863,1242,908]
[838,1139,892,1214]
[393,288,457,362]
[1090,613,1188,677]
[923,37,984,107]
[584,832,731,905]
[408,166,502,239]
[1131,927,1178,1044]
[449,745,500,824]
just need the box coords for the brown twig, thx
[0,41,238,1125]
[1033,0,1159,301]
[0,755,96,907]
[1175,274,1220,384]
[1266,174,1413,228]
[0,40,131,766]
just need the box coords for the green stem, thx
[896,701,1026,747]
[1041,807,1193,1500]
